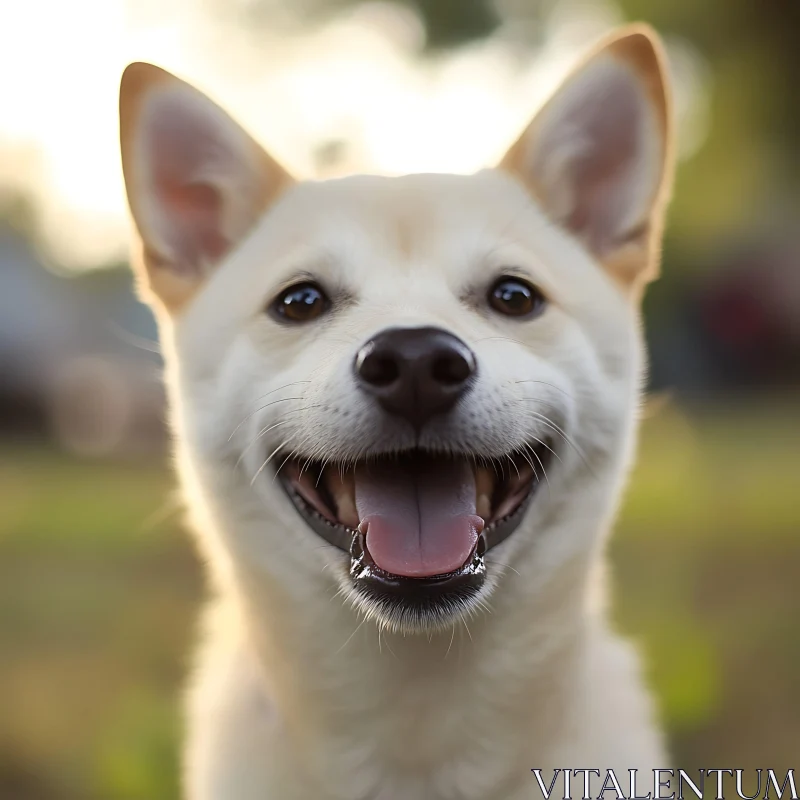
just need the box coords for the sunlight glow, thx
[0,0,704,269]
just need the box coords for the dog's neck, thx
[234,544,595,784]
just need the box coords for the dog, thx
[118,23,675,800]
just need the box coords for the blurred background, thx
[0,0,798,797]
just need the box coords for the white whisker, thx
[250,438,294,486]
[228,395,308,441]
[335,614,369,655]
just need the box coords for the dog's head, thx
[120,26,673,633]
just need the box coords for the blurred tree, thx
[402,0,499,48]
[213,0,500,47]
[616,0,800,248]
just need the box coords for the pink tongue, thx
[354,458,484,578]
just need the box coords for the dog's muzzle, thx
[272,326,555,628]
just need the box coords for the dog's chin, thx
[274,443,554,633]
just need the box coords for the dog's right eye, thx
[270,282,330,324]
[488,276,546,319]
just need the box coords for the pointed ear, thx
[119,63,293,312]
[499,25,674,287]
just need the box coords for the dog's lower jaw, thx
[183,532,666,800]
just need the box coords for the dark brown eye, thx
[271,282,330,323]
[488,277,546,318]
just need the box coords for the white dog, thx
[119,24,675,800]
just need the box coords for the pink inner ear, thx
[157,181,229,270]
[143,95,234,273]
[567,78,641,250]
[538,66,649,256]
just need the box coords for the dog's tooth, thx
[476,493,492,521]
[475,467,494,498]
[326,469,359,528]
[475,467,495,521]
[337,495,359,529]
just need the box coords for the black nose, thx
[355,326,477,429]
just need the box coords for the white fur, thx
[120,29,673,800]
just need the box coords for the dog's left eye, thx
[270,282,330,323]
[488,277,546,318]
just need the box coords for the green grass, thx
[612,401,800,767]
[0,450,195,800]
[1,402,799,797]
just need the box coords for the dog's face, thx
[119,26,673,633]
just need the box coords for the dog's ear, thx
[499,25,674,288]
[119,63,293,312]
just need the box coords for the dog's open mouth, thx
[276,443,554,630]
[279,443,552,572]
